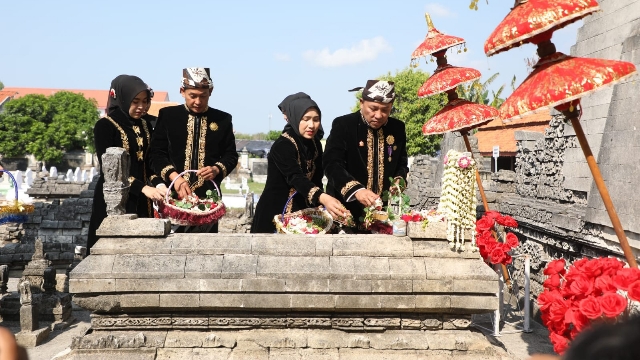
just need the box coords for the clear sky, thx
[0,0,581,135]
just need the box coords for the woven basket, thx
[273,191,333,234]
[0,171,34,225]
[155,170,226,226]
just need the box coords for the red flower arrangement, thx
[538,257,640,355]
[475,211,519,266]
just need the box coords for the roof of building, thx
[2,87,170,109]
[147,101,180,117]
[0,90,18,104]
[475,110,551,156]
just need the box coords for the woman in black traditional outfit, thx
[251,94,345,233]
[87,75,166,253]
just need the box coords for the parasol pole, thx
[461,132,512,286]
[567,113,638,268]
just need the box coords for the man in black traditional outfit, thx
[323,80,409,230]
[150,67,238,233]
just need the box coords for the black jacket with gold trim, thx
[323,111,409,224]
[250,129,324,234]
[149,105,238,196]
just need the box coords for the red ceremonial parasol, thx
[484,0,599,57]
[413,14,512,284]
[411,13,466,65]
[487,0,638,268]
[412,14,479,98]
[418,65,481,98]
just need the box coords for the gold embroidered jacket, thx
[149,105,238,195]
[324,112,409,222]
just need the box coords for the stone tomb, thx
[66,228,505,359]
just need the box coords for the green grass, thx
[220,180,265,195]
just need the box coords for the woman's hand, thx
[319,193,348,219]
[142,185,166,202]
[197,166,220,181]
[354,189,380,208]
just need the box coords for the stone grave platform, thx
[62,225,506,359]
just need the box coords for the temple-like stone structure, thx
[66,230,504,359]
[58,146,505,358]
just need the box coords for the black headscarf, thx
[107,75,150,118]
[283,96,321,138]
[278,92,325,140]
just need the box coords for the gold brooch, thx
[358,141,364,147]
[209,122,219,131]
[393,145,397,151]
[386,135,395,145]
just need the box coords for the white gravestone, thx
[49,166,58,179]
[25,169,34,187]
[66,169,74,182]
[80,169,87,182]
[89,167,96,181]
[13,171,23,190]
[74,167,81,183]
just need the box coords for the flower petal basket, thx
[273,191,333,235]
[0,171,34,225]
[155,170,226,226]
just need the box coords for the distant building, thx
[1,87,170,117]
[475,110,550,172]
[0,90,18,113]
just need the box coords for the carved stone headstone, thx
[0,265,8,294]
[19,280,38,332]
[65,169,74,182]
[25,168,34,187]
[19,280,32,306]
[43,268,56,293]
[102,147,130,216]
[14,170,23,190]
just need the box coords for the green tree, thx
[456,72,514,109]
[266,130,281,141]
[0,80,4,90]
[351,68,446,156]
[0,91,99,163]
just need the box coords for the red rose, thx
[579,296,602,319]
[483,211,501,220]
[569,274,594,297]
[489,247,506,264]
[601,257,624,276]
[401,214,412,223]
[544,274,561,290]
[613,267,640,291]
[412,214,422,222]
[548,299,570,323]
[505,233,519,249]
[628,280,640,302]
[599,292,627,318]
[496,215,518,228]
[483,238,498,252]
[594,275,617,294]
[476,217,494,232]
[581,259,603,279]
[569,307,591,332]
[544,259,566,276]
[549,332,569,355]
[503,254,513,265]
[538,289,563,311]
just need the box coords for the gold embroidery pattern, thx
[183,115,195,183]
[191,117,208,191]
[366,128,374,190]
[105,116,129,151]
[281,133,318,180]
[386,135,395,145]
[128,176,135,184]
[215,162,228,178]
[140,120,152,216]
[149,175,158,182]
[161,165,175,181]
[308,187,320,204]
[341,180,361,197]
[286,188,296,214]
[376,128,385,195]
[281,133,301,165]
